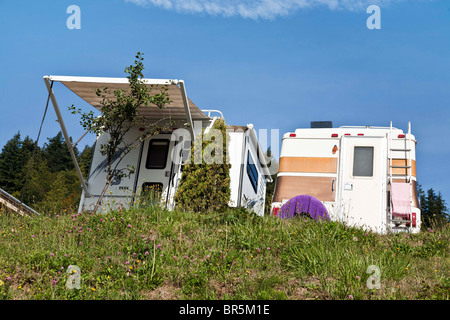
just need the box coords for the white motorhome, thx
[43,75,272,216]
[271,121,421,234]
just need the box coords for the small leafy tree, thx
[69,52,172,213]
[174,118,231,212]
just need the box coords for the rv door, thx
[339,136,387,232]
[135,134,175,204]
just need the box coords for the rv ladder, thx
[387,121,413,232]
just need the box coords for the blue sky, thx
[0,0,449,203]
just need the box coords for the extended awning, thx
[43,75,209,197]
[46,75,209,121]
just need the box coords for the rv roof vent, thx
[311,121,332,128]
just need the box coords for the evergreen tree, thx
[417,183,426,212]
[436,192,449,220]
[19,154,53,205]
[0,132,36,194]
[21,135,37,159]
[43,131,76,172]
[78,144,94,178]
[0,132,22,191]
[418,184,449,229]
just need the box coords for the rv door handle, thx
[332,178,335,192]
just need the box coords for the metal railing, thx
[0,187,40,216]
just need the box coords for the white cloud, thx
[125,0,400,19]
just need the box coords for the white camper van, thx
[43,75,272,216]
[271,121,421,234]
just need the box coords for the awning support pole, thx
[43,76,91,197]
[178,80,194,138]
[72,129,90,148]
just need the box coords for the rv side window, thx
[146,139,170,169]
[353,146,374,177]
[247,151,258,193]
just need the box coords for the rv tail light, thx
[273,207,279,216]
[344,133,351,136]
[331,133,338,138]
[398,134,405,138]
[358,133,364,136]
[412,212,417,227]
[289,133,296,137]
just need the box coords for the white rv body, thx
[80,120,271,216]
[42,75,271,216]
[271,123,421,234]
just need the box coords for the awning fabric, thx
[48,76,209,120]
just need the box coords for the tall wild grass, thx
[0,202,448,300]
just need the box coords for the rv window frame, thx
[352,146,375,178]
[145,139,171,170]
[246,151,259,193]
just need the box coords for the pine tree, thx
[419,185,449,230]
[43,131,76,173]
[417,183,426,213]
[19,154,53,206]
[21,135,37,159]
[78,144,94,178]
[0,132,34,194]
[0,132,21,191]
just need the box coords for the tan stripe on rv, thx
[390,159,417,177]
[278,157,338,174]
[272,176,335,203]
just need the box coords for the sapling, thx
[69,52,172,213]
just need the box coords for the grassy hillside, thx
[0,204,448,300]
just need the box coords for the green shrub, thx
[175,118,231,213]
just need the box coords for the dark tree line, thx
[0,131,93,214]
[418,184,449,230]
